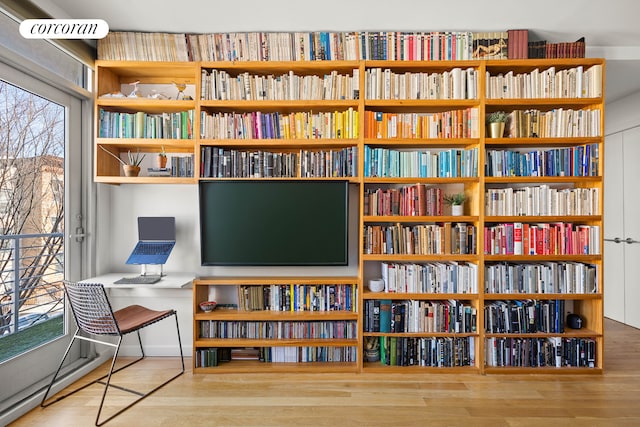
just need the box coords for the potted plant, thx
[99,146,146,177]
[157,146,167,168]
[444,192,467,216]
[487,110,508,138]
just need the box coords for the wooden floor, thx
[10,318,640,427]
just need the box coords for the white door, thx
[604,132,625,322]
[622,126,640,328]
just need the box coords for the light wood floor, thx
[10,318,640,427]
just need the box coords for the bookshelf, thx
[193,277,360,373]
[482,58,604,373]
[94,56,604,374]
[94,61,198,183]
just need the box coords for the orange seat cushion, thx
[114,305,174,334]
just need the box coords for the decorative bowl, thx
[199,301,217,312]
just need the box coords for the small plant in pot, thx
[99,146,146,177]
[444,192,467,216]
[157,146,167,168]
[487,111,508,138]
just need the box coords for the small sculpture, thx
[128,80,141,98]
[173,81,186,100]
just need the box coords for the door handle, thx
[69,226,87,243]
[604,237,622,243]
[625,238,639,244]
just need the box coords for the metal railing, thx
[0,232,64,336]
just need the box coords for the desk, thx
[81,273,195,356]
[83,272,194,289]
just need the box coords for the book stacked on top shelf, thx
[471,32,508,59]
[507,29,529,59]
[99,30,485,62]
[546,37,586,58]
[527,37,586,59]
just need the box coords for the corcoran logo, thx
[19,19,109,39]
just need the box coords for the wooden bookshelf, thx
[192,277,360,373]
[94,56,604,374]
[94,61,199,182]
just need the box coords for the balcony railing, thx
[0,232,64,337]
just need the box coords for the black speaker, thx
[567,313,583,329]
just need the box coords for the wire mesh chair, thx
[41,281,184,426]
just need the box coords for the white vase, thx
[451,204,464,216]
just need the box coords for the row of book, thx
[98,109,194,139]
[486,64,603,99]
[483,223,600,256]
[484,185,600,217]
[484,262,598,294]
[98,31,586,62]
[98,31,474,62]
[199,147,357,178]
[261,346,358,363]
[504,108,601,138]
[379,261,479,294]
[194,347,261,367]
[236,284,358,312]
[364,184,445,217]
[146,156,195,178]
[485,144,600,177]
[364,222,476,256]
[363,147,479,179]
[200,108,359,140]
[365,67,478,100]
[485,337,596,368]
[363,299,477,333]
[484,299,566,334]
[376,336,475,367]
[198,320,358,339]
[543,38,586,59]
[200,68,360,101]
[365,109,480,140]
[195,346,358,367]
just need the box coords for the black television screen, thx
[199,180,349,266]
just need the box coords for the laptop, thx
[125,217,176,265]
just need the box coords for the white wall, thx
[98,184,200,274]
[606,90,640,135]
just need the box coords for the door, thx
[621,127,640,328]
[604,126,640,328]
[0,60,84,407]
[604,132,624,322]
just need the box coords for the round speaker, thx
[368,278,385,292]
[567,313,583,329]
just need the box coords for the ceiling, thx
[31,0,640,104]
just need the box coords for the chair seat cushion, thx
[114,304,174,334]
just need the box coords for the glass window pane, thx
[0,79,65,362]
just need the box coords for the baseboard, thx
[0,352,112,426]
[117,344,192,357]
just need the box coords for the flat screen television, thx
[199,180,349,266]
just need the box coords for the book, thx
[231,347,260,360]
[147,167,171,177]
[379,299,392,333]
[507,29,529,59]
